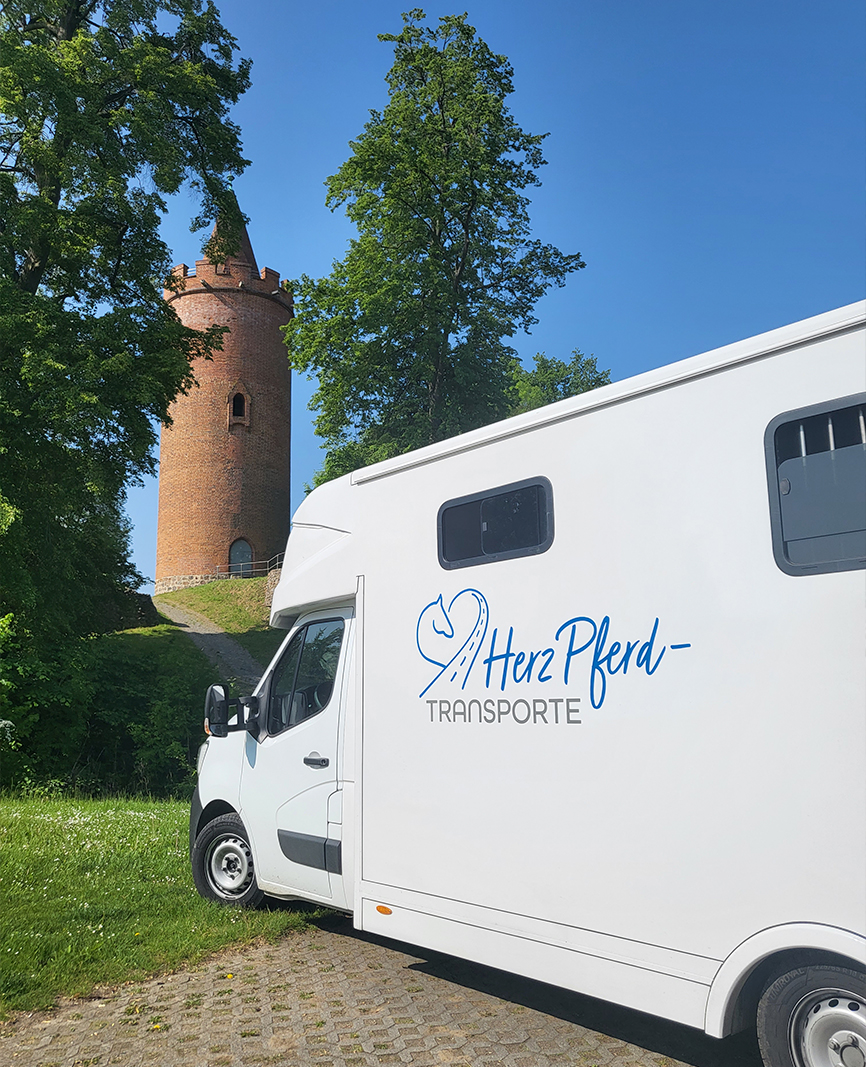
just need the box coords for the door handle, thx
[303,754,329,768]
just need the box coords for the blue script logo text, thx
[417,589,690,709]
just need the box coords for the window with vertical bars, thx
[765,394,866,574]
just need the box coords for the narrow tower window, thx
[227,382,251,428]
[229,538,253,576]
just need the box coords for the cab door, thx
[239,609,351,899]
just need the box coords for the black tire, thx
[191,813,265,908]
[757,961,866,1067]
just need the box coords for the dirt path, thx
[157,600,263,690]
[0,916,763,1067]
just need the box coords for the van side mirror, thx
[204,684,228,738]
[204,687,261,739]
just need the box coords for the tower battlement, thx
[164,260,292,310]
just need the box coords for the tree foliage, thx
[286,9,585,484]
[0,0,250,782]
[0,618,218,796]
[513,350,611,414]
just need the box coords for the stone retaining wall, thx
[265,567,281,608]
[154,573,232,595]
[154,569,284,597]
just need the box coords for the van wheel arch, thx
[193,799,237,843]
[723,950,864,1038]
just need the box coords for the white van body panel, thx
[198,301,865,1040]
[196,729,245,813]
[358,893,713,1029]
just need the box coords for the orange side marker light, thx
[376,905,392,915]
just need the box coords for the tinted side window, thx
[268,619,345,735]
[481,484,543,554]
[441,499,483,562]
[765,394,866,575]
[439,478,553,569]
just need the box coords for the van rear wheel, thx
[757,962,866,1067]
[192,813,265,908]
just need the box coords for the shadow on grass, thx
[311,913,763,1067]
[260,898,339,920]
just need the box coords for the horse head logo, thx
[416,589,489,697]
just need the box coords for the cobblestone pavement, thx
[1,916,763,1067]
[155,600,264,689]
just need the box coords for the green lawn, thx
[0,796,327,1014]
[155,578,286,666]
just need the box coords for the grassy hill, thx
[154,577,286,667]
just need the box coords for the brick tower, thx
[154,224,293,594]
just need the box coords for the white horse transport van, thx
[191,302,866,1067]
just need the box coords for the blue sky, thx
[128,0,865,591]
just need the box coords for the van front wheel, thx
[757,962,866,1067]
[192,813,265,908]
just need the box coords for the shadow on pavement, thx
[317,914,763,1067]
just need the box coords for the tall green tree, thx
[0,0,250,774]
[286,9,585,485]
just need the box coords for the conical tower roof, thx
[208,217,259,273]
[233,223,259,273]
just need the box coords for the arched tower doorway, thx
[229,538,253,576]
